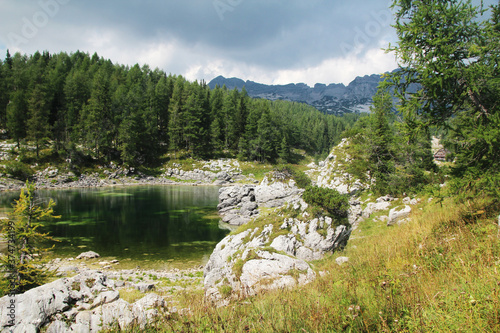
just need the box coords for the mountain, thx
[209,72,392,115]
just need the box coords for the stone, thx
[270,234,298,256]
[362,200,392,218]
[336,256,349,265]
[46,320,70,333]
[76,251,100,260]
[0,271,112,332]
[134,283,156,293]
[387,205,412,226]
[239,251,316,295]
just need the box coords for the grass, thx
[118,194,500,332]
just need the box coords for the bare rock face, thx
[218,185,258,226]
[217,178,304,227]
[0,271,167,332]
[204,212,351,304]
[387,205,412,226]
[203,226,317,305]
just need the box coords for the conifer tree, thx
[0,182,59,295]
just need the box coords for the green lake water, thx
[0,185,228,269]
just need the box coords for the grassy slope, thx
[116,195,500,333]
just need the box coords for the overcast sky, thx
[0,0,495,86]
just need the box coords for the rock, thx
[270,234,299,256]
[47,169,58,178]
[362,200,392,218]
[46,320,70,333]
[403,197,420,205]
[205,214,351,303]
[0,271,111,332]
[336,256,349,265]
[387,205,412,226]
[239,251,316,295]
[218,186,258,225]
[134,283,156,293]
[254,179,303,208]
[76,251,100,260]
[92,290,120,308]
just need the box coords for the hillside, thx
[209,73,387,115]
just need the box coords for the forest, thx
[0,51,358,166]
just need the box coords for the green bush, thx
[275,165,312,189]
[303,186,349,219]
[4,161,34,180]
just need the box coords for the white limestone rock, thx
[387,205,412,226]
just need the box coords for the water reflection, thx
[0,185,227,266]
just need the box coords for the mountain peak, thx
[208,72,392,115]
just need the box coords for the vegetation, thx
[0,182,59,296]
[274,164,312,189]
[0,50,358,169]
[388,0,500,199]
[303,186,349,220]
[103,195,500,332]
[1,1,499,332]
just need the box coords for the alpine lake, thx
[0,185,229,270]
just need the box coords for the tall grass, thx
[113,196,500,332]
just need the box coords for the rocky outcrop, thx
[0,271,168,332]
[387,205,412,226]
[204,228,317,305]
[218,185,258,226]
[76,251,101,260]
[311,139,370,195]
[205,197,351,304]
[217,178,304,226]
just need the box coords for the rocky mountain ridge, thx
[208,72,392,115]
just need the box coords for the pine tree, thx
[209,86,225,152]
[81,67,112,160]
[369,89,394,194]
[168,77,186,155]
[389,0,500,195]
[27,85,50,159]
[6,90,27,148]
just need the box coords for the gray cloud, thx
[0,0,495,85]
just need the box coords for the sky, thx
[0,0,496,86]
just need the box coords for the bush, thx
[274,165,312,189]
[303,186,349,219]
[4,161,34,180]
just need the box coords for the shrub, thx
[4,161,34,180]
[303,186,349,219]
[274,164,312,189]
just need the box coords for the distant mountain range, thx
[208,71,395,115]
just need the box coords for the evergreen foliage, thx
[0,50,358,166]
[388,0,500,197]
[302,186,349,220]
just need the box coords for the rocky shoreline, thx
[0,159,257,192]
[0,252,204,332]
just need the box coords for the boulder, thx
[76,251,100,260]
[204,215,351,303]
[0,271,111,332]
[362,200,392,218]
[0,271,167,332]
[387,205,412,226]
[336,256,349,265]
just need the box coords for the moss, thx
[71,281,81,291]
[85,278,95,288]
[218,285,233,298]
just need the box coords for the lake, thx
[0,185,229,269]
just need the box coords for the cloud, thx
[0,0,494,85]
